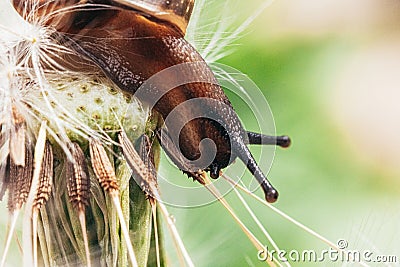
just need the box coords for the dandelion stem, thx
[78,211,91,267]
[202,174,276,267]
[0,210,20,267]
[152,204,161,267]
[111,194,139,267]
[232,186,289,267]
[32,211,39,267]
[89,138,139,267]
[158,201,194,267]
[23,121,47,267]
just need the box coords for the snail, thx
[12,0,290,203]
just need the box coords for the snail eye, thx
[110,0,195,34]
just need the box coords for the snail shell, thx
[12,0,194,35]
[111,0,195,34]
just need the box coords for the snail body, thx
[13,0,290,203]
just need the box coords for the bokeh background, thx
[1,0,399,266]
[162,0,400,266]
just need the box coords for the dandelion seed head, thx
[0,2,334,267]
[0,0,149,161]
[1,2,153,265]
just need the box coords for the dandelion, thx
[0,1,374,267]
[0,1,153,266]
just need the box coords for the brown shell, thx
[112,0,195,34]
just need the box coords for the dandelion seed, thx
[119,131,159,199]
[32,141,53,267]
[89,138,139,267]
[0,143,33,267]
[66,142,90,210]
[118,130,196,266]
[8,145,33,211]
[1,1,160,266]
[10,106,27,166]
[23,120,47,267]
[65,142,91,267]
[134,134,159,201]
[89,139,119,194]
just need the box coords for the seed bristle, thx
[66,142,90,211]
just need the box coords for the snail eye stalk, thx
[247,131,291,148]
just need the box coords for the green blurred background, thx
[161,0,400,266]
[0,0,399,266]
